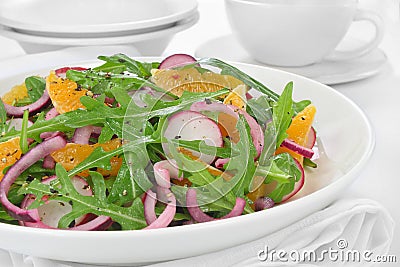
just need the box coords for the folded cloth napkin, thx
[1,198,394,267]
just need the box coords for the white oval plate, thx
[0,57,374,265]
[0,0,198,35]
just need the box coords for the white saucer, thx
[195,35,388,85]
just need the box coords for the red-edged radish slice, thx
[163,110,223,164]
[281,159,305,202]
[55,67,87,78]
[305,127,317,149]
[7,118,33,131]
[190,101,264,158]
[153,159,183,188]
[281,138,314,158]
[186,188,246,223]
[158,54,197,69]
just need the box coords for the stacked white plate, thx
[0,0,199,55]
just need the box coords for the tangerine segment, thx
[0,137,22,180]
[151,68,245,97]
[46,71,88,114]
[275,104,317,163]
[2,83,28,105]
[51,138,123,177]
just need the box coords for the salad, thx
[0,54,317,230]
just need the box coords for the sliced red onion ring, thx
[3,91,51,118]
[215,158,230,169]
[0,136,67,222]
[186,188,246,223]
[254,197,275,211]
[42,155,56,169]
[144,187,176,230]
[153,160,183,188]
[45,107,59,120]
[190,101,264,158]
[143,190,157,225]
[71,126,93,145]
[281,138,314,158]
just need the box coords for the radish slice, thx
[163,110,223,164]
[21,176,93,228]
[7,118,33,131]
[281,159,305,202]
[186,188,246,223]
[144,187,176,230]
[21,175,111,230]
[190,101,264,158]
[281,138,314,158]
[305,127,317,149]
[154,160,183,188]
[158,54,197,69]
[0,136,67,222]
[55,67,87,78]
[3,91,51,118]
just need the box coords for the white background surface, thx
[0,0,399,264]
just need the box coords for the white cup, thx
[225,0,385,67]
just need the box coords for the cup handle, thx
[325,9,384,61]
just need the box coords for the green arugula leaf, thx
[97,54,159,78]
[25,76,45,102]
[272,82,294,148]
[19,109,29,153]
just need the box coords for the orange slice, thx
[2,83,28,105]
[0,137,22,180]
[151,68,245,97]
[275,104,317,164]
[46,71,88,114]
[51,138,123,177]
[223,84,247,110]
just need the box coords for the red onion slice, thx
[305,127,317,149]
[153,160,183,188]
[281,138,314,158]
[0,136,67,222]
[143,190,157,225]
[7,118,33,131]
[3,91,51,118]
[144,187,176,230]
[186,188,246,223]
